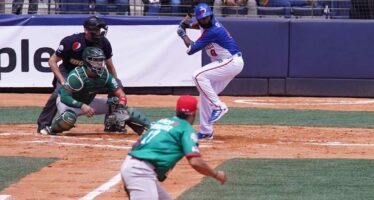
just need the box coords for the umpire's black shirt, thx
[55,32,113,72]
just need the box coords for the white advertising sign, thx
[0,25,201,87]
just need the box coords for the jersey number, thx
[210,49,218,57]
[140,130,161,144]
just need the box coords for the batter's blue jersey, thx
[187,18,240,60]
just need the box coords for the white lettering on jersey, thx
[158,118,175,125]
[150,124,173,132]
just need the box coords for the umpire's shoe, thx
[39,126,53,135]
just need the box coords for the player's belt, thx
[131,156,144,161]
[130,156,155,170]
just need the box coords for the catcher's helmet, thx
[83,16,108,41]
[194,3,213,20]
[82,47,106,77]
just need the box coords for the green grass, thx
[178,159,374,200]
[0,156,58,191]
[1,107,374,128]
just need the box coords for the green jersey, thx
[129,116,200,181]
[60,66,120,108]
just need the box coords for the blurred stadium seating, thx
[0,0,372,19]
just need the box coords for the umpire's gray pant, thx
[36,65,69,131]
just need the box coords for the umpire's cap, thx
[83,16,107,31]
[177,96,198,115]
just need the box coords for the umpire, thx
[37,16,120,134]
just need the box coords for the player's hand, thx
[179,20,190,30]
[214,171,227,185]
[81,104,95,117]
[177,26,187,38]
[179,14,191,30]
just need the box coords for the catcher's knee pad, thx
[50,110,77,134]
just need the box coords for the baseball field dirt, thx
[0,94,374,199]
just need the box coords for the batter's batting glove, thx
[177,26,187,38]
[179,20,190,30]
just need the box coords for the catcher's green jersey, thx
[60,66,119,108]
[129,116,200,181]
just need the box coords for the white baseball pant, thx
[193,53,244,134]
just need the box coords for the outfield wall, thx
[1,15,374,96]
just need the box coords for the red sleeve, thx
[185,152,201,159]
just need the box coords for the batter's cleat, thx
[208,107,228,123]
[197,132,214,140]
[39,126,52,135]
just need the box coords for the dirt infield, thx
[1,94,374,200]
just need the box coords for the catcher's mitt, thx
[105,100,130,133]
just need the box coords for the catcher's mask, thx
[83,16,108,43]
[82,47,106,77]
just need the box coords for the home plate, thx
[0,195,11,200]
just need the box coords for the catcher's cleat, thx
[196,132,214,140]
[208,106,228,123]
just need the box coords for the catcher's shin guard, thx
[49,110,77,135]
[126,107,151,136]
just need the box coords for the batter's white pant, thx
[56,95,109,116]
[121,156,172,200]
[193,53,244,134]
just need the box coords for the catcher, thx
[40,47,150,136]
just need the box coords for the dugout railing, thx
[0,0,372,19]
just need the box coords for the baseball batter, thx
[121,96,227,200]
[177,3,244,140]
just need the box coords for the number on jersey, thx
[210,49,218,57]
[140,129,161,144]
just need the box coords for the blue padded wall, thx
[289,19,374,79]
[286,78,374,97]
[218,18,290,78]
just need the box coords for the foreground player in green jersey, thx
[121,95,227,200]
